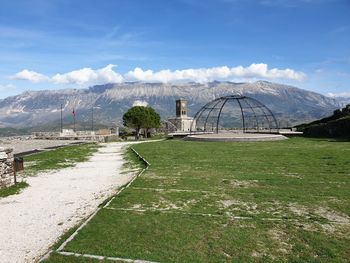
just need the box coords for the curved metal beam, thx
[216,98,229,134]
[236,98,246,133]
[248,97,279,132]
[244,98,259,132]
[190,98,221,133]
[204,99,224,131]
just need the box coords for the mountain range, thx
[0,81,343,129]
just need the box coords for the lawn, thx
[45,138,350,262]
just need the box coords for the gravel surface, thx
[0,142,137,263]
[0,139,85,154]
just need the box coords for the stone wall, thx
[0,147,14,188]
[168,117,195,132]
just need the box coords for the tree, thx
[123,106,161,140]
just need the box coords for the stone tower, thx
[168,98,194,132]
[176,99,187,117]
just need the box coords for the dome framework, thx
[191,95,279,133]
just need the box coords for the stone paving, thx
[185,132,288,142]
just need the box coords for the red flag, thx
[72,108,76,117]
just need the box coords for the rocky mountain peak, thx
[0,81,341,128]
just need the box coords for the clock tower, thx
[176,99,187,117]
[168,98,195,132]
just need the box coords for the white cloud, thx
[11,65,123,85]
[125,63,306,83]
[52,64,124,85]
[132,100,148,107]
[11,69,49,83]
[327,92,350,98]
[10,63,306,85]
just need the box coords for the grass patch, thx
[22,143,100,175]
[0,181,29,198]
[46,138,350,262]
[63,210,350,262]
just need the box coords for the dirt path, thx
[0,142,136,263]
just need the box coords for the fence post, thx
[13,160,17,185]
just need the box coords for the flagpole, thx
[73,108,76,132]
[60,103,63,133]
[91,106,94,132]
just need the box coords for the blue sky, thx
[0,0,349,98]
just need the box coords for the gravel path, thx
[0,142,136,263]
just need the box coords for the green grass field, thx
[45,138,350,262]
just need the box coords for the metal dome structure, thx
[191,95,279,133]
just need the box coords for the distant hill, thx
[0,127,31,137]
[329,96,350,107]
[296,104,350,138]
[0,81,340,129]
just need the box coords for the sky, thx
[0,0,349,99]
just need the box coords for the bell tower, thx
[168,98,194,132]
[176,99,187,117]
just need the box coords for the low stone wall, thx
[0,147,14,188]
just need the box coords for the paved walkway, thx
[0,142,135,263]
